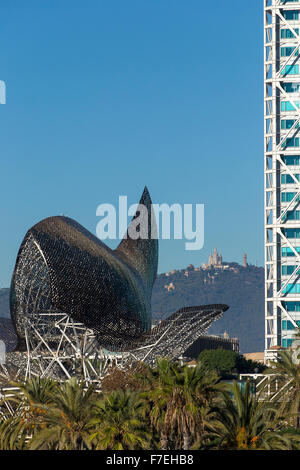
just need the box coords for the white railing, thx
[239,373,293,401]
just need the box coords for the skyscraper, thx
[264,0,300,361]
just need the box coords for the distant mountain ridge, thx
[0,288,10,319]
[0,262,264,353]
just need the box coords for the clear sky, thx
[0,1,264,287]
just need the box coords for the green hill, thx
[0,263,264,353]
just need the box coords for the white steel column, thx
[264,0,300,361]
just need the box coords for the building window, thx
[281,47,299,57]
[281,137,300,148]
[282,83,300,93]
[281,174,300,183]
[281,119,299,129]
[282,320,300,331]
[281,65,299,75]
[282,155,300,165]
[282,338,295,348]
[281,192,300,202]
[281,101,300,111]
[283,301,300,311]
[283,10,299,20]
[282,247,300,257]
[283,228,300,238]
[282,283,300,293]
[281,28,299,39]
[284,209,300,221]
[282,265,300,275]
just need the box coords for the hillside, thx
[0,288,10,318]
[151,263,264,354]
[0,263,264,353]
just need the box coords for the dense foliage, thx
[198,349,266,375]
[0,349,300,450]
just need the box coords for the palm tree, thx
[0,376,55,450]
[141,359,222,450]
[211,380,299,450]
[265,348,300,429]
[15,376,56,405]
[29,377,96,450]
[90,389,150,450]
[138,359,171,449]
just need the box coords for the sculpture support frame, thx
[20,304,227,384]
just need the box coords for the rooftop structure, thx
[183,333,239,360]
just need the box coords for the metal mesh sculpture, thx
[16,304,228,381]
[9,187,229,381]
[11,187,158,352]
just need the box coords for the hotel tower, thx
[264,0,300,360]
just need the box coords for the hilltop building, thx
[208,248,223,266]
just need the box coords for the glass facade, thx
[282,338,295,348]
[282,283,300,293]
[281,174,300,183]
[282,320,300,330]
[281,136,300,148]
[281,192,300,202]
[281,65,299,75]
[285,210,300,221]
[282,247,300,256]
[282,83,300,93]
[281,119,299,129]
[283,301,300,311]
[282,228,300,238]
[281,101,300,111]
[264,2,300,355]
[282,155,300,165]
[282,265,300,274]
[282,10,299,20]
[281,46,299,56]
[281,28,299,38]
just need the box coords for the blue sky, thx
[0,1,263,287]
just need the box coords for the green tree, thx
[90,389,150,450]
[141,359,222,450]
[236,355,266,374]
[29,378,96,450]
[0,377,55,449]
[265,348,300,429]
[198,349,238,374]
[211,380,299,450]
[198,349,265,375]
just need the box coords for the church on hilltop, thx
[208,247,223,267]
